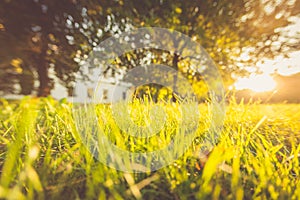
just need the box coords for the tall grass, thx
[0,96,299,199]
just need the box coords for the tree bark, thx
[172,53,179,102]
[19,67,34,95]
[37,35,51,97]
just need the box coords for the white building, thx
[70,67,132,103]
[1,65,132,103]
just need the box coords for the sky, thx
[234,16,300,92]
[234,51,300,92]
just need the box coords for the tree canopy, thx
[0,0,299,96]
[0,0,83,96]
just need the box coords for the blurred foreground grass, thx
[0,97,299,199]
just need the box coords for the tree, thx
[76,0,300,94]
[0,0,85,96]
[1,0,299,97]
[72,0,298,102]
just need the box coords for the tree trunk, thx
[19,72,34,95]
[172,53,179,102]
[37,35,51,97]
[37,61,51,97]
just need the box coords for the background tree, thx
[1,0,299,97]
[75,0,300,101]
[79,0,300,83]
[0,0,85,96]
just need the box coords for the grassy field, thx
[0,97,299,199]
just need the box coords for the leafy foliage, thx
[0,0,84,96]
[0,0,300,95]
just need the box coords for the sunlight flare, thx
[234,74,277,92]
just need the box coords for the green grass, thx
[0,96,299,199]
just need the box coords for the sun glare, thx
[234,74,277,93]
